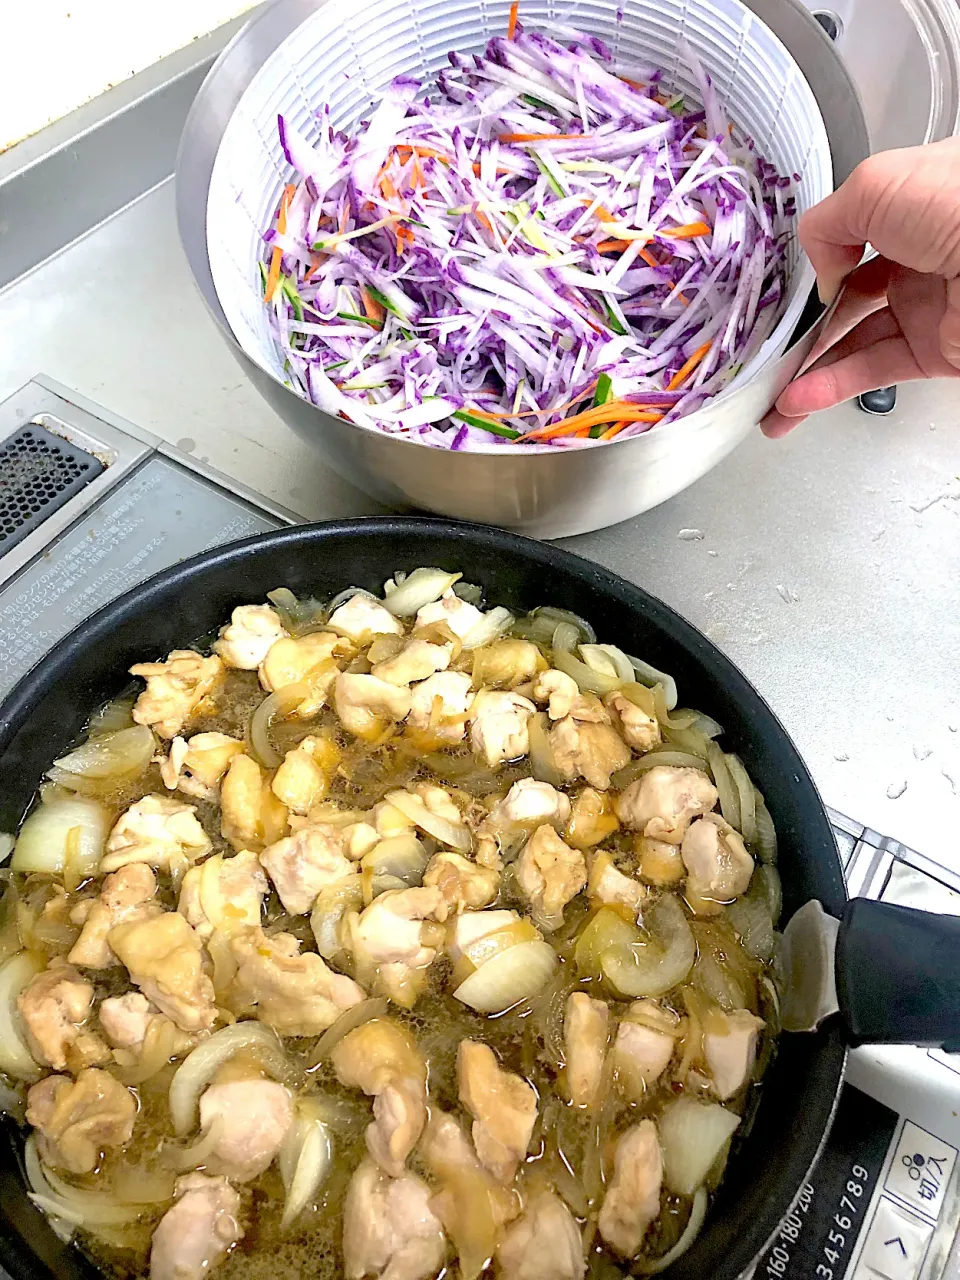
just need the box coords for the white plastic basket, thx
[207,0,832,407]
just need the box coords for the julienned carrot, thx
[619,75,645,90]
[524,402,665,441]
[638,247,660,269]
[264,184,295,304]
[662,220,711,239]
[667,340,713,391]
[598,420,631,441]
[463,382,598,421]
[396,225,415,254]
[360,286,386,325]
[499,131,589,143]
[304,255,323,283]
[397,144,452,165]
[507,0,519,40]
[597,238,633,254]
[474,209,494,233]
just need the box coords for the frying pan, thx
[0,517,957,1280]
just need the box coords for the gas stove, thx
[1,376,958,1280]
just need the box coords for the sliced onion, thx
[451,919,540,988]
[535,607,597,644]
[611,752,711,788]
[326,586,381,613]
[725,894,775,965]
[529,713,563,787]
[551,622,581,654]
[659,1097,741,1196]
[267,588,327,636]
[361,835,428,886]
[384,789,470,852]
[306,996,390,1066]
[0,835,12,864]
[311,875,364,958]
[628,657,679,710]
[383,568,461,616]
[753,792,778,864]
[553,648,620,695]
[580,644,635,684]
[460,607,515,651]
[453,938,557,1013]
[725,755,757,846]
[574,907,640,981]
[168,1115,225,1171]
[249,686,310,768]
[280,1099,333,1227]
[601,894,695,999]
[12,795,110,878]
[50,726,155,781]
[169,1022,288,1136]
[636,1187,708,1273]
[755,864,782,922]
[692,712,724,740]
[706,743,741,832]
[25,1138,152,1229]
[616,682,657,716]
[87,698,136,736]
[0,951,43,1079]
[692,951,747,1009]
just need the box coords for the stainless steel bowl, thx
[177,0,868,538]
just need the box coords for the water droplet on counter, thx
[677,528,704,541]
[776,584,800,604]
[913,745,932,762]
[886,781,908,800]
[175,437,196,453]
[943,771,958,795]
[707,550,718,557]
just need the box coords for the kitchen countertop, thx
[1,176,958,863]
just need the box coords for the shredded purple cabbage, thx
[260,29,797,448]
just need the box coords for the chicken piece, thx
[414,781,463,825]
[564,992,609,1108]
[101,795,212,874]
[347,887,444,1008]
[457,1040,537,1183]
[565,787,619,850]
[18,961,108,1071]
[26,1068,135,1174]
[109,912,216,1033]
[214,605,288,670]
[68,864,161,968]
[198,1078,293,1181]
[179,850,267,938]
[335,673,412,740]
[220,754,288,851]
[533,669,579,721]
[407,671,474,743]
[160,733,244,801]
[470,690,536,768]
[681,815,754,910]
[230,927,364,1035]
[613,1003,680,1100]
[130,650,224,739]
[636,837,686,885]
[473,640,543,689]
[497,1191,585,1280]
[605,691,661,753]
[415,588,483,639]
[260,825,353,915]
[328,595,405,643]
[259,631,345,717]
[150,1173,243,1280]
[332,1019,427,1176]
[487,778,571,832]
[702,1009,765,1100]
[549,697,631,791]
[587,852,645,914]
[99,992,154,1049]
[344,821,380,860]
[372,638,451,686]
[421,1111,518,1279]
[598,1121,664,1258]
[515,826,586,931]
[270,736,337,814]
[615,767,718,844]
[423,852,499,912]
[343,1159,446,1280]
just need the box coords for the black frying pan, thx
[0,517,957,1280]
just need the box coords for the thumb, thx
[940,278,960,371]
[799,193,868,304]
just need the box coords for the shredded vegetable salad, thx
[261,13,798,448]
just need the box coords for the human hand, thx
[761,137,960,438]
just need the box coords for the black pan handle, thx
[835,899,960,1049]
